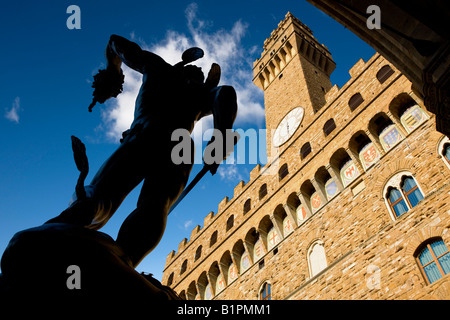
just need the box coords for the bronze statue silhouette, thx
[45,35,238,268]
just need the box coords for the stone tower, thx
[252,12,336,152]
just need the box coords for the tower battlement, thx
[253,12,335,91]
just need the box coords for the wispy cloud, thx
[99,2,264,143]
[183,219,193,230]
[5,97,21,124]
[217,164,243,182]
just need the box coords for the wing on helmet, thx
[174,47,204,67]
[205,63,221,89]
[203,85,239,174]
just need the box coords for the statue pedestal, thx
[0,223,179,305]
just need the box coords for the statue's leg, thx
[116,160,194,268]
[44,197,107,228]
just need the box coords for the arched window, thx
[415,238,450,284]
[324,178,338,200]
[329,148,360,189]
[444,144,450,164]
[180,259,188,275]
[283,215,295,236]
[400,104,428,133]
[278,163,289,180]
[311,192,323,213]
[287,192,308,226]
[204,283,213,300]
[359,142,381,170]
[384,173,424,218]
[245,228,263,262]
[308,241,327,277]
[349,93,364,111]
[259,184,268,199]
[300,142,312,159]
[314,166,338,204]
[388,93,427,133]
[369,113,404,152]
[187,281,198,300]
[226,215,234,231]
[253,238,265,261]
[339,159,360,187]
[349,131,380,171]
[301,180,321,214]
[323,118,336,137]
[243,199,251,215]
[210,231,218,247]
[267,227,280,250]
[438,138,450,169]
[387,187,409,217]
[260,282,272,300]
[240,249,251,272]
[228,262,238,282]
[195,245,202,261]
[296,203,308,225]
[379,124,404,151]
[402,177,424,208]
[197,272,209,300]
[216,272,226,294]
[376,65,395,84]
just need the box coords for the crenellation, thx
[203,211,215,228]
[164,250,176,269]
[178,238,188,253]
[233,180,246,198]
[349,58,367,78]
[253,11,334,93]
[190,225,201,240]
[325,84,339,103]
[218,196,229,213]
[250,164,261,180]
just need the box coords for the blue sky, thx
[0,1,375,281]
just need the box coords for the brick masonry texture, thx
[162,13,450,300]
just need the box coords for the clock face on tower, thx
[272,107,305,147]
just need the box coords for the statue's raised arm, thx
[89,35,171,112]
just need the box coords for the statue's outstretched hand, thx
[88,68,124,112]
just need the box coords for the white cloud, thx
[5,97,21,124]
[217,164,243,182]
[183,220,193,230]
[99,2,264,143]
[100,67,142,141]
